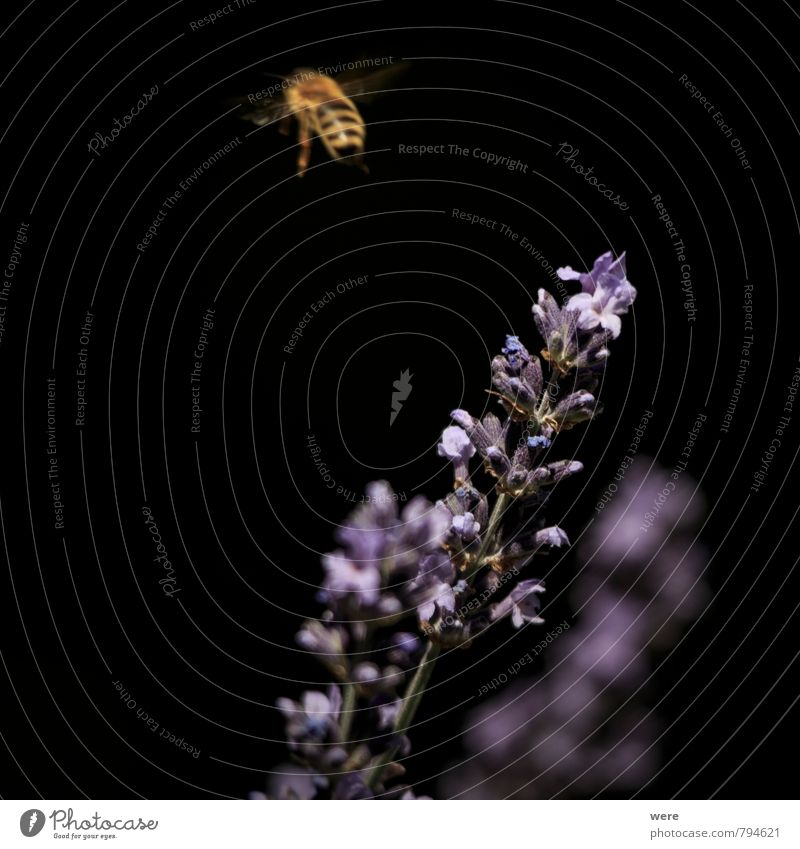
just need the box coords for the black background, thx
[1,0,798,800]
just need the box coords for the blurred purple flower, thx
[333,773,373,799]
[385,632,423,668]
[276,686,342,747]
[322,552,382,607]
[260,765,326,800]
[414,551,457,624]
[445,457,707,799]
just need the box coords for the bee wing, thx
[336,62,411,103]
[234,96,293,127]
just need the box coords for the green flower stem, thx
[339,625,372,741]
[365,640,441,789]
[339,681,357,741]
[465,492,511,583]
[535,364,562,423]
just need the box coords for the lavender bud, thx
[450,408,476,430]
[548,391,597,430]
[522,357,544,398]
[533,289,581,372]
[450,409,494,453]
[333,773,373,800]
[505,466,529,491]
[532,288,562,339]
[508,377,536,407]
[353,662,382,686]
[481,412,504,443]
[381,664,406,690]
[492,355,509,375]
[385,632,423,667]
[501,334,531,368]
[484,446,511,476]
[547,459,584,482]
[473,494,489,528]
[491,368,516,398]
[296,620,349,679]
[511,443,532,470]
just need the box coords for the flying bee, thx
[240,64,405,177]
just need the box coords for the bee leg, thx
[278,115,292,136]
[296,113,311,177]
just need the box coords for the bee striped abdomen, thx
[316,99,365,161]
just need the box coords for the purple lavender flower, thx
[448,405,586,498]
[534,526,570,548]
[276,687,341,741]
[529,459,584,486]
[321,551,382,607]
[558,251,636,338]
[501,334,531,369]
[412,551,457,624]
[276,686,344,767]
[295,617,349,680]
[451,512,480,542]
[333,773,373,799]
[260,765,327,800]
[533,288,613,372]
[352,662,382,686]
[490,578,546,627]
[385,632,423,668]
[437,489,488,570]
[557,250,620,293]
[319,483,450,619]
[438,425,476,485]
[491,340,543,421]
[394,497,452,574]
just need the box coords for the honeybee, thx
[240,64,405,177]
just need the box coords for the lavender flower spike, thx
[256,248,639,800]
[558,251,636,338]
